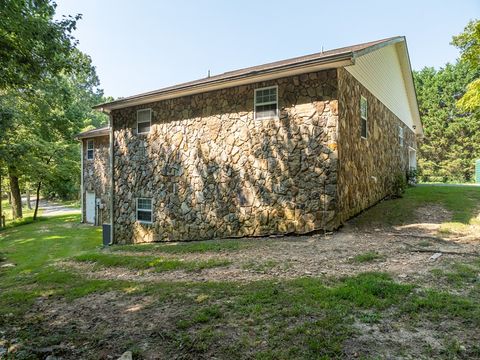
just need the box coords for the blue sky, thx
[56,0,479,99]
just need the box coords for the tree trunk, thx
[33,181,41,221]
[7,191,11,204]
[8,167,22,219]
[26,188,32,209]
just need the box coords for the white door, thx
[86,191,96,224]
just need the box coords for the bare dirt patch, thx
[59,203,480,290]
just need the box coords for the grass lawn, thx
[0,186,479,359]
[1,199,40,229]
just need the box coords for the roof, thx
[76,125,110,139]
[94,37,404,111]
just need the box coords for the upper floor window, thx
[86,139,94,160]
[137,109,152,134]
[399,126,404,146]
[360,96,368,139]
[254,86,278,120]
[136,198,153,224]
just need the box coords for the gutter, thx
[94,53,354,112]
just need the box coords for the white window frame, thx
[136,198,153,224]
[86,139,94,160]
[137,109,152,134]
[408,147,417,170]
[399,126,404,146]
[254,86,279,120]
[360,96,368,139]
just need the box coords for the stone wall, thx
[335,68,417,224]
[112,69,339,244]
[82,135,111,224]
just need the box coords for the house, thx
[78,36,422,244]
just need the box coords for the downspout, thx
[108,112,114,245]
[80,139,84,223]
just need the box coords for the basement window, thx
[137,109,152,134]
[360,96,368,139]
[136,198,153,224]
[254,86,278,120]
[399,126,404,146]
[86,139,94,160]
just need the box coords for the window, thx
[254,86,278,120]
[399,126,404,146]
[360,96,368,139]
[86,139,94,160]
[137,109,152,134]
[136,198,152,223]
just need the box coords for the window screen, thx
[87,139,94,160]
[137,198,152,223]
[255,87,278,120]
[360,96,368,138]
[137,109,151,134]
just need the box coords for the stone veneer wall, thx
[82,136,111,224]
[112,69,340,244]
[335,68,416,224]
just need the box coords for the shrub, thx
[390,173,407,198]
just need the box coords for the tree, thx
[451,19,480,111]
[414,62,480,182]
[0,0,81,91]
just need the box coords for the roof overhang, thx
[75,127,110,140]
[93,36,422,137]
[94,55,353,112]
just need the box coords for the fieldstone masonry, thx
[336,68,416,223]
[112,69,340,243]
[82,136,111,224]
[107,68,417,244]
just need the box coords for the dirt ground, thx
[61,204,479,287]
[14,203,480,359]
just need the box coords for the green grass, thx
[1,199,40,229]
[110,238,253,254]
[0,186,479,358]
[351,251,386,263]
[355,185,480,229]
[74,252,231,272]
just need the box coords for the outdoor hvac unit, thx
[102,224,111,246]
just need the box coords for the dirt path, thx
[39,199,80,217]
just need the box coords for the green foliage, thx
[414,62,480,182]
[451,19,480,112]
[351,251,386,263]
[0,0,80,90]
[389,173,407,198]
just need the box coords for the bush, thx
[406,169,418,185]
[390,173,407,198]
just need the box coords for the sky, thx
[55,0,479,99]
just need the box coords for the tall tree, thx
[0,0,81,219]
[451,19,480,111]
[414,62,480,182]
[0,0,80,90]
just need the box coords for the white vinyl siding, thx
[137,109,152,134]
[345,44,415,130]
[254,86,278,120]
[136,198,152,224]
[86,139,94,160]
[360,96,368,139]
